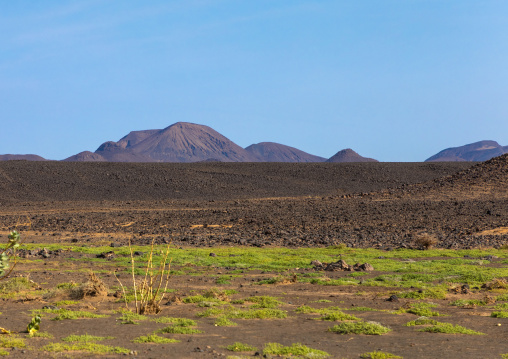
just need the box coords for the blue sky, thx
[1,0,507,161]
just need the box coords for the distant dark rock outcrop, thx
[245,142,326,162]
[326,149,378,163]
[425,140,508,162]
[0,154,46,161]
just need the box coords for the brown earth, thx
[1,157,508,358]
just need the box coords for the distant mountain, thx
[326,149,378,163]
[245,142,326,162]
[425,140,508,162]
[90,122,258,163]
[0,154,46,161]
[63,151,107,162]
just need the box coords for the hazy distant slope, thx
[0,154,46,161]
[63,151,106,162]
[425,140,508,162]
[245,142,326,162]
[326,149,378,163]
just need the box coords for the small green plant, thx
[226,342,257,352]
[0,231,21,281]
[361,351,402,358]
[198,305,287,320]
[418,322,484,335]
[320,311,358,321]
[450,299,489,307]
[132,334,180,344]
[263,342,329,358]
[329,321,391,335]
[27,315,41,337]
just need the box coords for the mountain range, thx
[2,122,506,163]
[63,122,376,163]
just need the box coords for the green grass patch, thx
[295,305,359,320]
[226,342,257,352]
[42,342,130,354]
[117,311,148,324]
[53,300,79,306]
[62,334,114,342]
[0,336,26,349]
[132,334,180,344]
[156,326,202,334]
[0,349,8,356]
[418,322,484,335]
[329,321,391,335]
[397,288,447,300]
[52,309,109,321]
[198,305,287,320]
[399,302,443,317]
[360,351,402,359]
[404,317,440,326]
[214,316,238,327]
[151,317,197,326]
[246,296,283,308]
[30,331,54,339]
[491,311,508,318]
[263,342,329,358]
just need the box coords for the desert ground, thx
[0,158,507,358]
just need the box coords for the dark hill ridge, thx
[326,149,378,163]
[425,140,508,162]
[245,142,325,162]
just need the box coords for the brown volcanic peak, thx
[95,141,154,162]
[326,149,378,163]
[63,151,107,162]
[116,129,160,149]
[425,140,507,162]
[0,154,46,161]
[128,122,258,163]
[245,142,325,162]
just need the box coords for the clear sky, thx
[1,1,508,161]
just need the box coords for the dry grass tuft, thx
[415,233,438,250]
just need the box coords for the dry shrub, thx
[71,272,108,299]
[482,278,507,290]
[415,233,438,250]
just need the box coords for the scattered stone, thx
[209,252,217,257]
[387,295,399,302]
[97,251,115,259]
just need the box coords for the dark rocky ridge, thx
[425,140,508,162]
[326,148,378,163]
[245,142,325,162]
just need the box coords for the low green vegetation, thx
[42,342,130,354]
[151,317,196,326]
[246,295,283,308]
[329,321,391,335]
[491,311,508,318]
[62,334,114,342]
[0,335,26,349]
[33,308,110,321]
[450,299,489,307]
[398,302,443,317]
[214,316,238,326]
[226,342,257,352]
[263,342,329,358]
[117,311,148,324]
[156,326,202,334]
[404,317,440,326]
[418,322,484,335]
[132,334,180,344]
[360,351,403,359]
[198,305,287,320]
[295,305,359,321]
